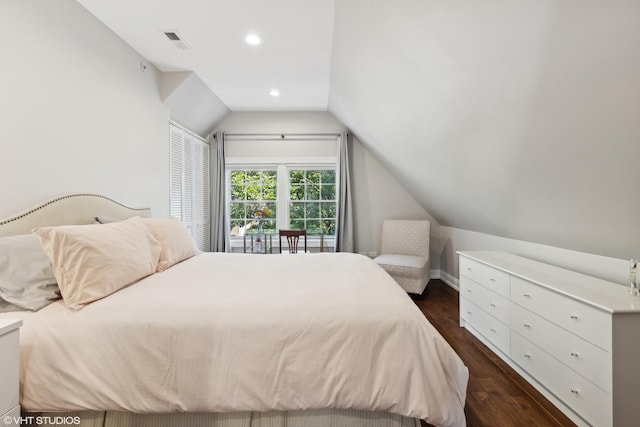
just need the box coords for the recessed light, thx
[269,89,280,97]
[245,33,262,46]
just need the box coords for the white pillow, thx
[0,234,60,312]
[142,217,199,271]
[34,217,161,310]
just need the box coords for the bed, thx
[0,194,469,427]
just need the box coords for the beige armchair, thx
[373,219,430,294]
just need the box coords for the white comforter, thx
[1,253,468,427]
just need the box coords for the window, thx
[229,169,277,236]
[224,134,339,249]
[289,169,336,235]
[169,122,210,251]
[226,165,338,241]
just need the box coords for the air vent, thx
[164,32,180,41]
[162,30,190,50]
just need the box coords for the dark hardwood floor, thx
[414,280,576,427]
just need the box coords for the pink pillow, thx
[142,217,198,271]
[34,217,161,310]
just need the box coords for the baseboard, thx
[437,270,459,291]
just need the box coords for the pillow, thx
[142,217,198,271]
[0,234,61,312]
[34,217,161,310]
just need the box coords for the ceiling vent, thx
[162,30,190,50]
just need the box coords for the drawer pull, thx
[489,303,496,307]
[466,289,472,293]
[571,388,579,395]
[524,354,531,359]
[466,267,472,271]
[570,352,579,358]
[570,314,579,320]
[489,277,496,282]
[467,311,472,315]
[523,293,531,298]
[523,323,531,328]
[490,328,497,333]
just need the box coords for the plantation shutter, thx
[169,122,211,251]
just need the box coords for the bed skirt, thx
[24,409,421,427]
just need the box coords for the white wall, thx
[214,112,437,258]
[351,139,441,264]
[439,226,631,288]
[0,0,169,218]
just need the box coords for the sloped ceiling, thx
[74,0,640,260]
[329,0,640,260]
[161,71,230,136]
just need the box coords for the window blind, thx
[169,122,210,251]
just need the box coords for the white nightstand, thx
[0,319,22,427]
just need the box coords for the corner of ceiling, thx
[161,71,230,138]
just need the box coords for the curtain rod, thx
[216,132,341,140]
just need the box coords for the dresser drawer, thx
[461,297,510,355]
[511,302,611,392]
[460,276,510,324]
[459,257,510,298]
[511,331,611,427]
[511,276,611,351]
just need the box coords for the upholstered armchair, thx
[373,219,430,294]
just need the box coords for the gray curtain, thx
[336,130,355,252]
[210,131,228,252]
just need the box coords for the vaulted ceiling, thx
[76,0,640,260]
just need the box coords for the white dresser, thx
[0,319,22,427]
[458,251,640,427]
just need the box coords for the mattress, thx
[1,252,468,427]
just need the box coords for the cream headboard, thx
[0,194,151,237]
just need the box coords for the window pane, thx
[321,219,336,235]
[305,202,319,218]
[246,203,260,218]
[264,202,276,214]
[290,184,304,200]
[290,202,305,218]
[320,170,335,184]
[227,168,278,238]
[231,170,245,184]
[306,220,321,234]
[289,170,304,184]
[262,170,276,181]
[229,202,245,219]
[246,171,260,184]
[246,184,260,200]
[230,184,245,201]
[320,184,335,200]
[306,184,320,200]
[262,219,277,233]
[263,184,276,200]
[230,219,246,236]
[290,219,305,229]
[306,170,320,184]
[320,202,336,219]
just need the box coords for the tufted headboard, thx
[0,194,151,237]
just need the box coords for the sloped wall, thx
[329,0,640,262]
